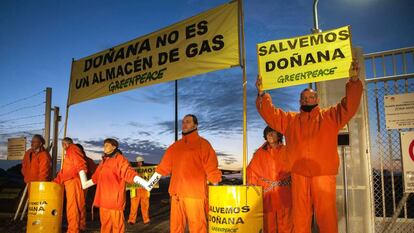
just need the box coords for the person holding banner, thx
[127,155,151,225]
[255,61,362,233]
[147,114,222,233]
[54,137,88,233]
[247,126,292,233]
[21,134,51,188]
[83,138,148,233]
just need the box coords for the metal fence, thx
[364,47,414,233]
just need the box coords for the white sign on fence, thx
[384,93,414,130]
[401,131,414,193]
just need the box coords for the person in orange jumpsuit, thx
[127,155,150,225]
[76,144,98,178]
[247,126,292,233]
[150,114,222,233]
[88,138,147,233]
[54,137,88,233]
[75,143,98,231]
[21,134,51,189]
[255,61,362,233]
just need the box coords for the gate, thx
[364,47,414,233]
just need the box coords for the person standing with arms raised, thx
[255,61,362,233]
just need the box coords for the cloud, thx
[216,151,239,166]
[156,120,176,135]
[151,70,300,136]
[120,82,176,105]
[78,137,167,163]
[125,122,153,137]
[75,136,240,169]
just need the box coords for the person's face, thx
[266,131,279,145]
[103,143,116,154]
[300,90,319,106]
[62,141,70,150]
[137,161,143,167]
[31,137,42,151]
[182,116,197,133]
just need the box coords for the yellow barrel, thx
[26,182,63,233]
[209,185,263,233]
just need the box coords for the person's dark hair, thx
[32,134,45,145]
[184,114,198,125]
[62,137,73,144]
[104,138,119,148]
[76,143,86,157]
[263,126,283,143]
[300,88,318,99]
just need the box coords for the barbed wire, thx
[0,128,44,137]
[0,122,43,130]
[0,114,44,124]
[0,102,44,117]
[0,90,44,109]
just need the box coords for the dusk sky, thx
[1,0,413,170]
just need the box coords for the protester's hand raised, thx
[350,59,360,81]
[256,75,264,95]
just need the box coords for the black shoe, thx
[128,221,135,225]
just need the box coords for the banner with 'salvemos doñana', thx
[257,26,353,90]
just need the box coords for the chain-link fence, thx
[364,47,414,232]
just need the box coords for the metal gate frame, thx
[364,46,414,233]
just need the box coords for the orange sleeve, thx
[202,141,221,184]
[156,146,173,176]
[54,168,70,184]
[54,145,87,184]
[247,152,260,185]
[53,171,62,184]
[21,151,30,183]
[328,79,363,129]
[91,163,103,184]
[69,145,88,174]
[117,155,138,184]
[256,93,292,134]
[38,151,51,181]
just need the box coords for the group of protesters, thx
[21,60,362,233]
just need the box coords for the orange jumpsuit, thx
[54,144,87,233]
[127,166,150,224]
[92,152,138,233]
[128,187,150,224]
[247,143,292,233]
[256,80,363,233]
[21,148,51,184]
[156,130,222,233]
